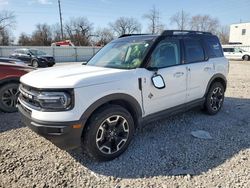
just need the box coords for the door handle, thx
[204,67,212,71]
[174,72,184,77]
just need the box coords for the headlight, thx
[38,58,47,62]
[37,92,72,110]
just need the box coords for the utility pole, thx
[58,0,64,40]
[181,9,184,31]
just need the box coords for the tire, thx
[0,83,19,113]
[243,55,249,61]
[204,82,225,115]
[82,105,135,161]
[32,60,39,68]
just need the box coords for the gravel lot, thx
[0,60,250,188]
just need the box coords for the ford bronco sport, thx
[18,30,228,161]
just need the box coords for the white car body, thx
[17,31,229,160]
[20,57,228,122]
[223,47,250,60]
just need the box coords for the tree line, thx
[0,7,229,46]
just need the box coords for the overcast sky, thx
[1,0,250,40]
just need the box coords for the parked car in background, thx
[0,57,27,66]
[51,40,75,47]
[10,49,55,67]
[0,63,34,112]
[223,47,250,61]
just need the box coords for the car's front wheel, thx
[0,83,19,113]
[243,55,249,61]
[204,82,225,115]
[82,105,135,161]
[32,59,39,68]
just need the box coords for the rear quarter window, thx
[205,37,224,58]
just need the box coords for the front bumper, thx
[17,101,83,150]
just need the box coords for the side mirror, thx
[151,74,165,89]
[239,50,242,53]
[27,53,32,56]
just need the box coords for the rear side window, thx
[205,37,224,58]
[184,40,205,63]
[223,48,234,52]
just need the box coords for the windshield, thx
[30,50,47,56]
[87,40,152,69]
[239,48,247,52]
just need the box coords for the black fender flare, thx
[204,73,227,97]
[0,77,20,87]
[79,93,142,126]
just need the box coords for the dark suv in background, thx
[10,49,55,68]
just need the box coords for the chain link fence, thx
[0,46,101,62]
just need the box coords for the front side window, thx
[148,39,180,69]
[87,39,153,69]
[30,50,46,56]
[184,39,205,63]
[234,48,245,53]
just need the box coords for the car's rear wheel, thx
[32,60,39,68]
[204,82,225,115]
[243,55,250,61]
[0,83,19,113]
[82,105,135,161]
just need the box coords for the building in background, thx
[229,22,250,45]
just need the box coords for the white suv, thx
[223,47,250,61]
[18,30,229,161]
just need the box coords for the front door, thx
[141,39,187,116]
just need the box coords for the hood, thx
[20,64,130,88]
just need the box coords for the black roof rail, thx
[118,34,150,38]
[161,30,212,36]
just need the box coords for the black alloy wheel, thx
[0,83,19,112]
[82,105,135,161]
[204,82,225,115]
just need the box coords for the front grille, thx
[46,57,55,62]
[19,84,40,108]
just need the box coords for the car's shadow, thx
[0,112,23,133]
[68,97,250,178]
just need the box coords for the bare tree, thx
[190,14,219,33]
[0,11,16,45]
[64,17,93,46]
[18,33,32,46]
[109,17,141,36]
[0,10,16,31]
[144,6,164,34]
[31,23,52,46]
[95,27,114,46]
[0,29,11,45]
[170,10,190,30]
[51,23,63,42]
[216,25,229,44]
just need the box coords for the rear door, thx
[223,48,231,59]
[184,38,213,102]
